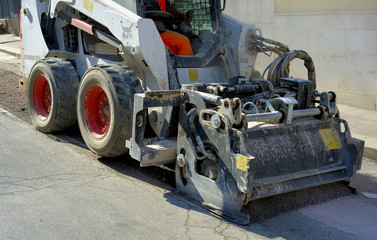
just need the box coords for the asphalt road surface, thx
[1,51,376,239]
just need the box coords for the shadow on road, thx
[98,155,176,190]
[99,151,355,224]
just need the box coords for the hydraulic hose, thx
[263,50,316,88]
[250,78,274,99]
[187,109,216,160]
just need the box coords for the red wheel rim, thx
[33,74,51,120]
[84,84,111,138]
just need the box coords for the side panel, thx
[137,19,169,91]
[176,66,228,85]
[21,0,49,77]
[222,14,259,78]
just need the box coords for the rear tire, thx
[77,65,142,157]
[27,58,79,133]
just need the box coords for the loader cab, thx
[141,0,225,69]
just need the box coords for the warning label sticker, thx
[319,128,342,150]
[236,154,248,172]
[84,0,94,12]
[188,69,199,81]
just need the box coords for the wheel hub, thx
[84,84,111,138]
[33,74,51,119]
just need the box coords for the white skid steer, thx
[21,0,364,224]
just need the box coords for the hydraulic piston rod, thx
[247,108,322,123]
[247,111,283,122]
[292,108,321,119]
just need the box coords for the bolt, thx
[219,85,227,93]
[180,90,186,98]
[177,154,186,167]
[99,110,103,114]
[211,114,221,129]
[220,47,226,55]
[103,105,110,117]
[101,118,105,122]
[99,101,103,105]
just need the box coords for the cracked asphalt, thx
[0,111,274,240]
[0,51,376,239]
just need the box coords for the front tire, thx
[27,58,79,133]
[77,65,142,157]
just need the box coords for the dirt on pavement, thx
[0,58,28,122]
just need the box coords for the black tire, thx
[77,65,143,157]
[27,58,79,133]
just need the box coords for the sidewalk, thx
[338,104,377,161]
[0,33,375,161]
[0,33,20,57]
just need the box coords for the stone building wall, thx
[224,0,377,110]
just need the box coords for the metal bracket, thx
[127,91,181,167]
[268,97,298,124]
[320,91,338,117]
[217,98,243,126]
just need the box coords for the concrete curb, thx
[364,147,377,163]
[0,44,20,58]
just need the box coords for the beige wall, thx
[275,0,377,13]
[224,0,377,110]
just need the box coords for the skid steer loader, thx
[20,0,364,224]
